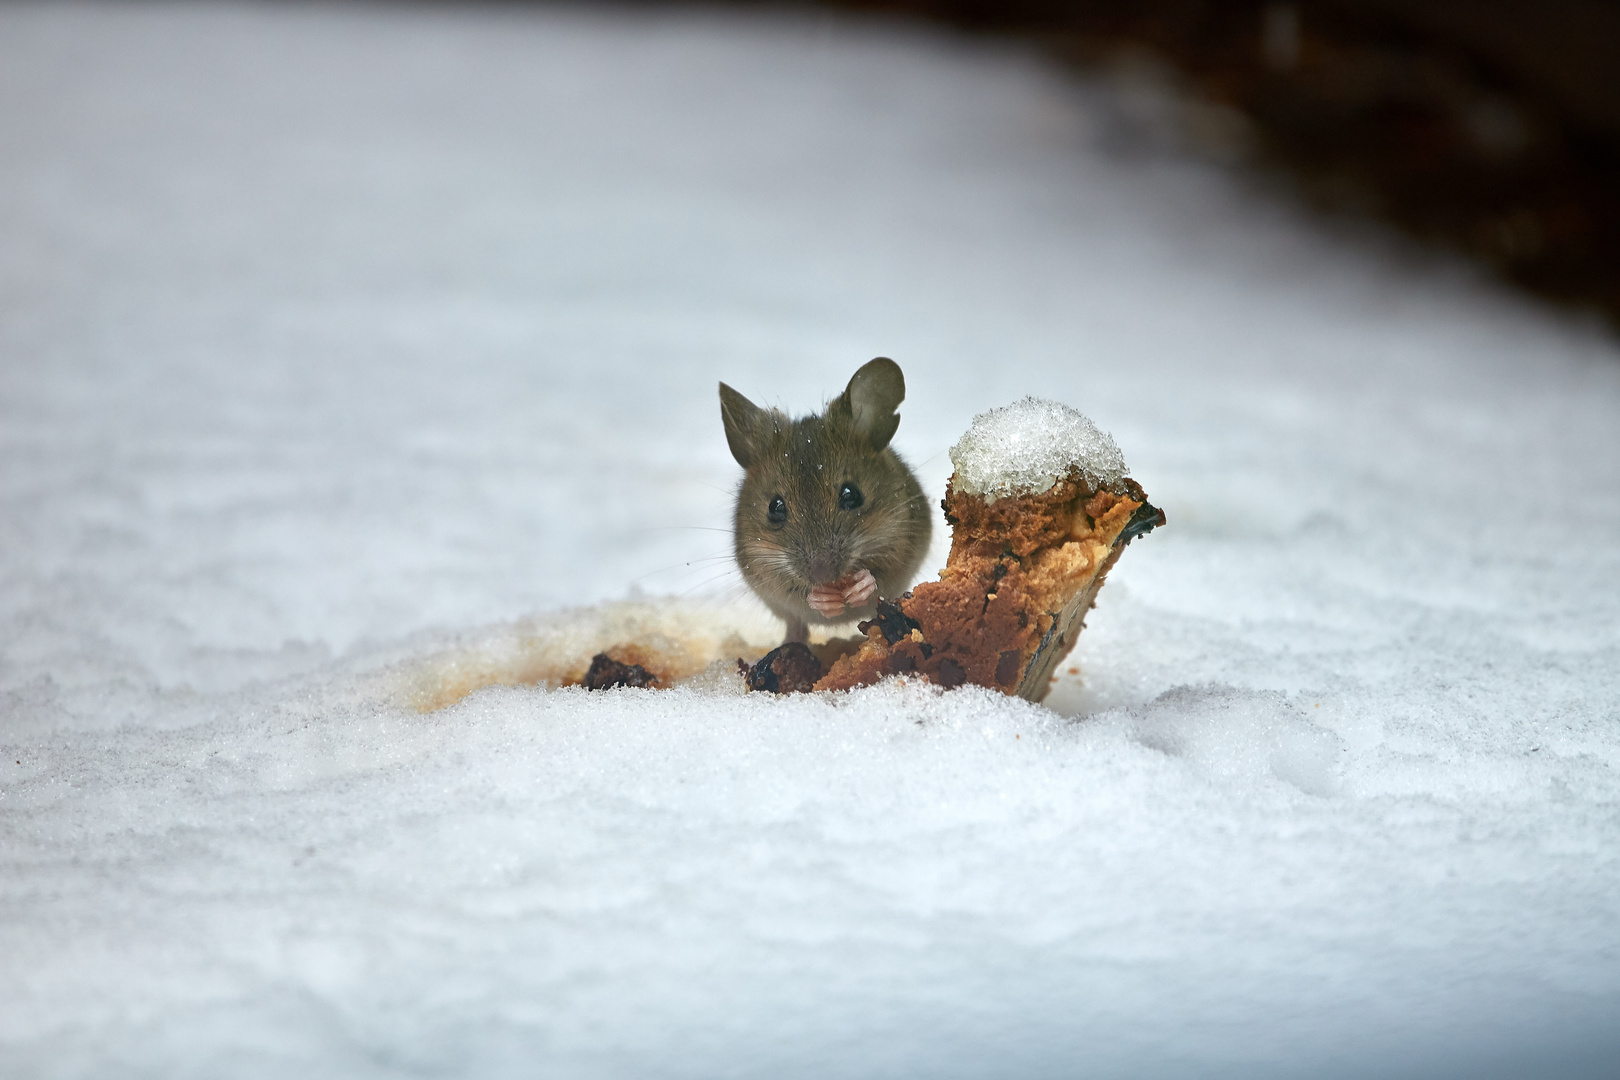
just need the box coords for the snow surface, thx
[3,3,1620,1078]
[949,396,1128,498]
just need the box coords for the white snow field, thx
[3,2,1619,1077]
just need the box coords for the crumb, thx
[584,653,659,690]
[745,642,823,694]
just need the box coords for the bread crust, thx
[815,473,1163,701]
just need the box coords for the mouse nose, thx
[807,555,836,585]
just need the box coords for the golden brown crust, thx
[814,472,1161,701]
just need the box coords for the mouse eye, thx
[767,495,787,525]
[838,483,864,511]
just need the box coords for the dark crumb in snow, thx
[584,653,659,690]
[746,642,823,694]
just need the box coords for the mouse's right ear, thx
[719,382,765,468]
[841,357,905,452]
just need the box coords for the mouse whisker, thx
[677,572,748,598]
[629,551,738,582]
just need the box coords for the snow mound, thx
[1126,683,1344,796]
[949,397,1128,499]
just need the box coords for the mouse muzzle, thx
[806,554,840,586]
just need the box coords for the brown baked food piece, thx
[815,398,1162,702]
[584,652,661,690]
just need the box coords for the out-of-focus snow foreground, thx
[3,3,1618,1078]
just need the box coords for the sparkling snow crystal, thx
[949,397,1128,499]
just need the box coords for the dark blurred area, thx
[785,0,1620,325]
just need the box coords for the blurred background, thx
[774,0,1620,326]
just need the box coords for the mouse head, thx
[720,357,924,601]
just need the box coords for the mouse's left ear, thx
[719,382,768,468]
[837,357,905,452]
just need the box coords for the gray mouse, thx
[719,357,933,644]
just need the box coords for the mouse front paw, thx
[807,583,850,618]
[843,568,877,609]
[807,569,877,619]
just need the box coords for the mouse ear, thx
[719,382,767,468]
[839,357,905,452]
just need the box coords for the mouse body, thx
[720,357,932,644]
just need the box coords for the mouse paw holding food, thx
[807,569,878,619]
[720,358,932,645]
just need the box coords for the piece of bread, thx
[815,399,1163,702]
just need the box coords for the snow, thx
[948,396,1128,498]
[3,2,1620,1078]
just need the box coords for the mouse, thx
[719,357,933,644]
